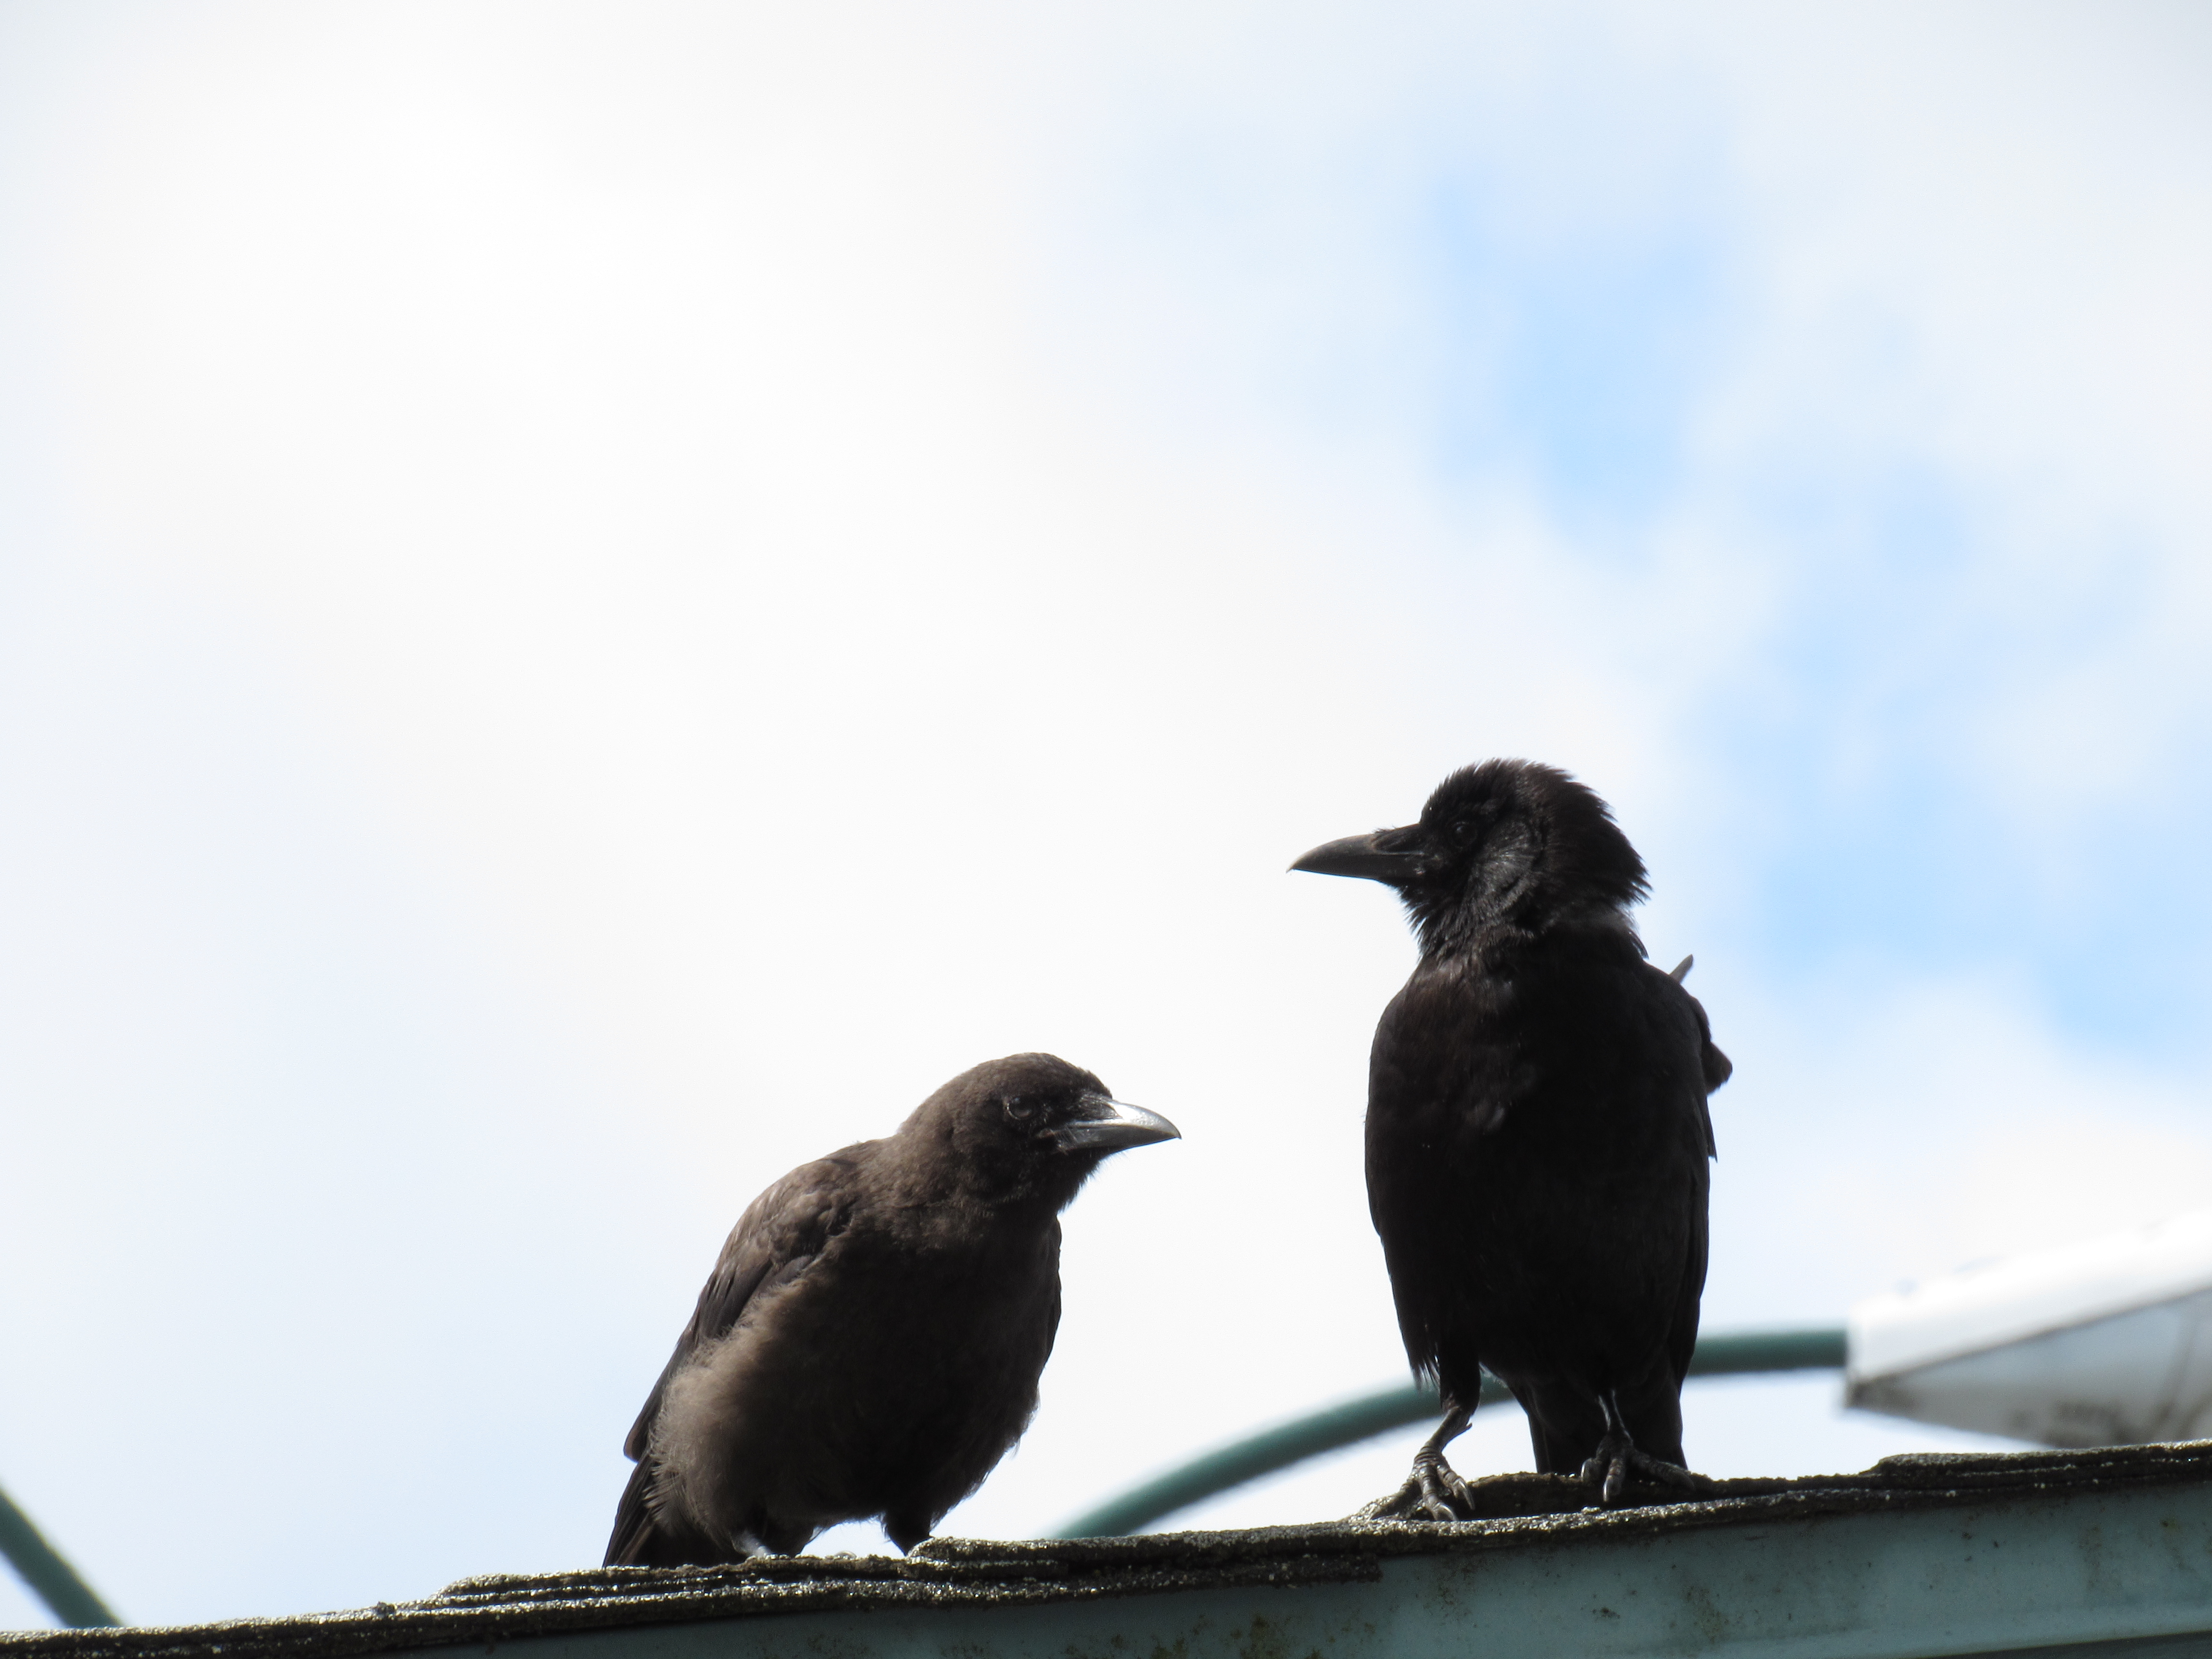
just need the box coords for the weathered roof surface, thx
[8,1443,2212,1659]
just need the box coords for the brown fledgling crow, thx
[605,1053,1179,1563]
[1292,761,1729,1511]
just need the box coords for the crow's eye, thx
[1451,819,1474,842]
[1004,1097,1037,1123]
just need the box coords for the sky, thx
[2,0,2210,1630]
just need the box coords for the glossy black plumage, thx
[604,1053,1178,1563]
[1292,761,1730,1510]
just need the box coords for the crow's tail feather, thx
[604,1459,668,1566]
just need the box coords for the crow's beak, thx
[1289,829,1423,885]
[1054,1094,1181,1154]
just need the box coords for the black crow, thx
[605,1053,1179,1563]
[1292,761,1729,1510]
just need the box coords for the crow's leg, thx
[1356,1397,1475,1522]
[1577,1391,1712,1507]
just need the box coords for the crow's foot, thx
[1577,1434,1713,1507]
[1354,1398,1476,1522]
[1355,1454,1474,1522]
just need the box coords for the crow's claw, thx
[1577,1434,1713,1507]
[1356,1455,1474,1522]
[1357,1398,1476,1521]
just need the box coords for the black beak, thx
[1289,828,1423,886]
[1052,1094,1181,1154]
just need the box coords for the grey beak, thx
[1053,1094,1181,1154]
[1289,829,1422,885]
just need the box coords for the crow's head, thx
[906,1052,1179,1208]
[1290,760,1648,955]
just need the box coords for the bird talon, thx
[1578,1427,1711,1507]
[1418,1451,1475,1520]
[1358,1454,1473,1523]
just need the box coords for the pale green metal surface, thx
[8,1448,2211,1659]
[0,1483,120,1629]
[1055,1325,1849,1538]
[408,1480,2212,1659]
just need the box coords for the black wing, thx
[621,1146,868,1460]
[1652,956,1723,1379]
[605,1147,866,1565]
[1363,969,1521,1387]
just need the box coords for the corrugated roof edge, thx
[8,1443,2210,1659]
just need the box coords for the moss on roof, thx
[8,1443,2210,1659]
